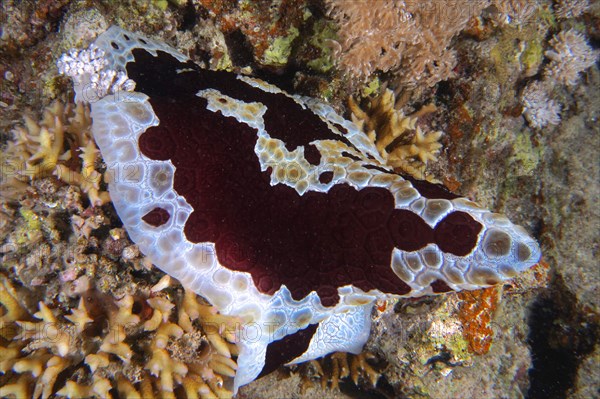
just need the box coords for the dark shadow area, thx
[527,276,599,399]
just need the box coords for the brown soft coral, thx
[326,0,542,87]
[326,0,490,87]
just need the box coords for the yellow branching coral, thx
[0,276,239,399]
[16,302,72,357]
[349,88,443,181]
[0,277,29,327]
[0,374,31,398]
[99,324,134,363]
[0,277,29,382]
[301,352,382,393]
[35,356,70,399]
[181,289,239,358]
[146,348,188,393]
[1,100,110,206]
[64,298,93,333]
[55,376,112,399]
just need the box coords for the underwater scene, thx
[0,1,598,398]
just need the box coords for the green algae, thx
[305,19,337,73]
[520,38,544,75]
[16,209,42,245]
[153,0,168,10]
[262,27,300,66]
[361,77,381,97]
[512,131,541,176]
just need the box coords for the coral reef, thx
[0,275,238,399]
[0,0,70,54]
[348,88,443,180]
[521,80,561,128]
[526,59,600,398]
[323,0,547,89]
[527,277,599,399]
[1,100,110,206]
[193,0,309,69]
[544,28,599,87]
[0,0,597,398]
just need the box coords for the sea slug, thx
[58,26,541,391]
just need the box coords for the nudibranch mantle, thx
[58,26,541,390]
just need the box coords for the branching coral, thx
[300,352,382,393]
[544,29,599,87]
[1,100,110,206]
[0,275,239,399]
[348,88,443,180]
